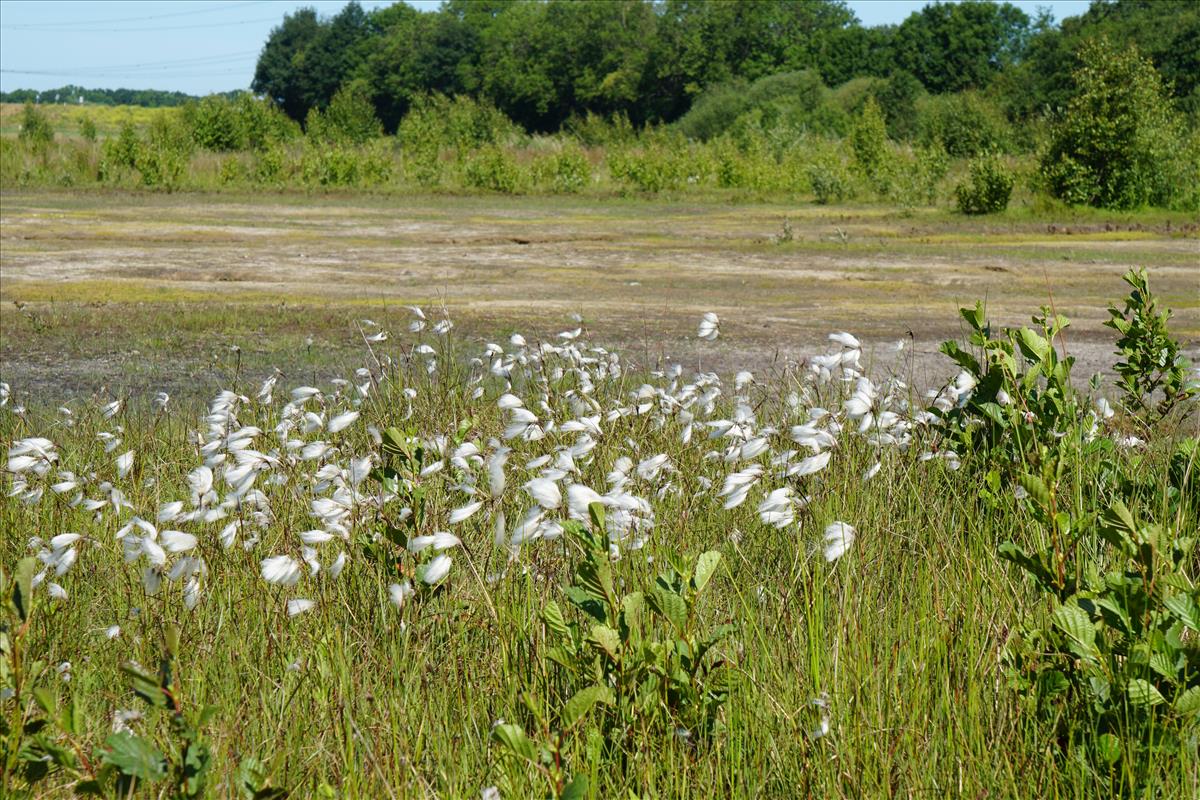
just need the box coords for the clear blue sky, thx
[0,0,1094,96]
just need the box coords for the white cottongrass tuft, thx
[822,522,856,563]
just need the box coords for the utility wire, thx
[0,1,269,28]
[1,14,285,33]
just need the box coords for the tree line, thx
[0,86,224,108]
[249,0,1199,133]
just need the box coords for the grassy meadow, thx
[1,189,1198,797]
[1,102,1198,800]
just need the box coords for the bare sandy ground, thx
[1,192,1196,401]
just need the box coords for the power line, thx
[1,14,286,33]
[0,51,260,72]
[0,1,269,28]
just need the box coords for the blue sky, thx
[0,0,1093,96]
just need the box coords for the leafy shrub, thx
[1040,38,1187,209]
[17,103,53,148]
[253,144,288,184]
[849,96,890,193]
[607,135,693,194]
[955,152,1013,214]
[183,96,245,152]
[463,145,522,193]
[493,505,733,797]
[530,144,591,193]
[77,115,97,143]
[1105,268,1196,422]
[1001,499,1199,786]
[134,114,193,189]
[564,111,635,147]
[235,93,299,151]
[676,70,831,141]
[918,91,1010,158]
[891,140,949,207]
[872,70,924,140]
[807,148,853,205]
[307,84,383,146]
[102,121,140,171]
[300,141,394,188]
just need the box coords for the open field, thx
[2,190,1197,404]
[1,190,1198,799]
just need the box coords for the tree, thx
[251,8,323,120]
[1040,37,1183,208]
[893,1,1033,93]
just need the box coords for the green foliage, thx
[300,140,393,188]
[1104,268,1195,423]
[1001,499,1199,788]
[849,96,890,192]
[892,0,1034,93]
[530,144,591,193]
[78,115,97,143]
[1040,37,1187,210]
[936,301,1078,474]
[184,96,245,152]
[891,140,949,207]
[955,152,1014,214]
[493,504,733,796]
[918,91,1010,158]
[807,148,853,205]
[135,114,193,190]
[17,103,53,148]
[463,145,522,194]
[306,84,383,145]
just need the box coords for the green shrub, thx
[955,152,1013,214]
[102,121,140,171]
[530,144,591,193]
[78,115,97,143]
[253,144,288,184]
[463,145,521,193]
[677,70,831,141]
[1040,38,1187,210]
[236,94,299,151]
[184,96,245,152]
[891,140,949,208]
[307,84,383,146]
[563,111,635,147]
[918,91,1010,158]
[849,96,890,192]
[17,103,53,148]
[807,147,853,204]
[134,113,194,190]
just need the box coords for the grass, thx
[2,301,1196,797]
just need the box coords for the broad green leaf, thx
[99,731,168,782]
[649,586,688,633]
[1174,686,1200,716]
[997,542,1056,592]
[541,600,570,638]
[1126,679,1165,708]
[32,686,55,716]
[1017,473,1050,511]
[587,501,606,532]
[692,551,721,594]
[1052,603,1098,662]
[1015,328,1050,363]
[561,774,589,800]
[121,662,170,708]
[1096,733,1122,765]
[1099,501,1139,555]
[491,723,536,763]
[560,684,614,729]
[13,557,37,622]
[587,624,621,660]
[1164,593,1200,632]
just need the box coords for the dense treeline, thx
[0,86,218,108]
[250,0,1199,133]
